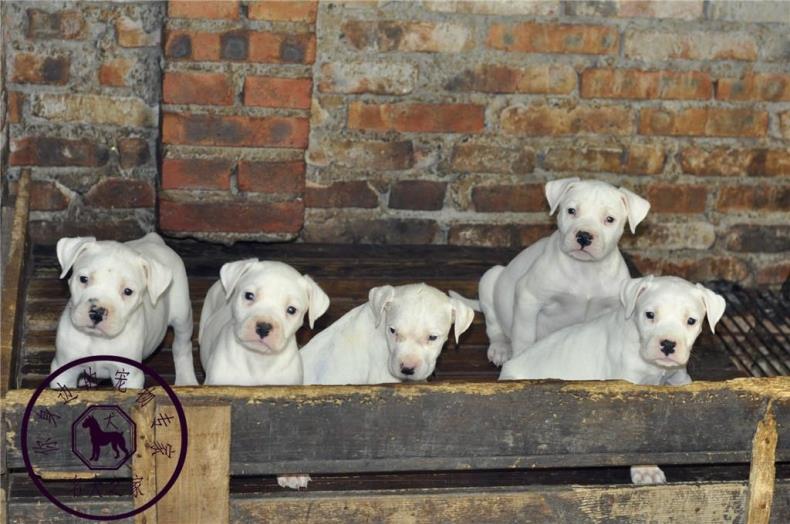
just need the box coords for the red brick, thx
[160,197,304,234]
[348,102,484,133]
[501,104,633,136]
[244,76,312,109]
[12,53,69,85]
[305,181,378,208]
[631,254,751,283]
[117,138,150,169]
[487,22,618,55]
[237,161,305,194]
[448,224,515,248]
[98,58,134,87]
[309,139,414,170]
[544,144,665,175]
[10,137,109,167]
[163,71,233,106]
[717,73,790,102]
[30,180,70,211]
[624,29,757,61]
[7,91,23,124]
[30,219,146,244]
[472,184,546,213]
[389,180,447,210]
[27,9,85,39]
[725,225,788,253]
[248,32,316,63]
[781,112,790,140]
[342,21,472,53]
[619,221,715,251]
[643,184,707,213]
[755,260,790,285]
[716,186,789,212]
[639,108,768,137]
[162,158,233,190]
[248,1,317,23]
[450,143,534,174]
[445,64,576,94]
[680,147,790,177]
[581,69,712,100]
[85,178,155,208]
[165,30,315,63]
[516,223,558,245]
[302,218,437,244]
[163,113,309,148]
[169,0,239,19]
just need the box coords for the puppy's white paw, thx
[277,474,311,490]
[630,465,666,485]
[174,375,199,387]
[487,343,512,366]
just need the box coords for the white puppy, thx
[51,233,198,388]
[198,258,329,491]
[500,275,726,484]
[301,283,475,385]
[460,178,650,365]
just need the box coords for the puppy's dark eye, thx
[687,317,697,326]
[123,288,133,296]
[244,292,255,301]
[605,216,615,224]
[389,327,396,335]
[428,335,438,342]
[567,208,576,215]
[287,306,297,315]
[645,311,655,320]
[79,276,88,284]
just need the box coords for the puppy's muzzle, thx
[89,305,107,325]
[576,231,594,248]
[255,322,272,339]
[659,339,676,356]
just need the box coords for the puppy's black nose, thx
[660,339,676,356]
[400,366,415,376]
[576,231,593,247]
[255,322,272,339]
[89,306,106,325]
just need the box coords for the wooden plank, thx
[132,400,157,524]
[155,405,230,524]
[5,379,788,475]
[2,169,31,394]
[229,481,790,524]
[747,403,778,524]
[8,481,789,523]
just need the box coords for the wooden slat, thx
[2,169,31,395]
[747,403,778,524]
[132,399,157,524]
[155,405,230,524]
[4,379,788,475]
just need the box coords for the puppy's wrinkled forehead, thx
[237,263,305,296]
[73,246,144,284]
[641,277,705,313]
[388,285,451,325]
[564,182,626,212]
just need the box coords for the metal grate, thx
[708,280,790,377]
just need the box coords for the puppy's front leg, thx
[277,474,311,490]
[665,369,692,386]
[510,288,541,360]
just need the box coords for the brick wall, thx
[2,1,788,285]
[307,0,789,284]
[4,1,163,240]
[160,0,315,242]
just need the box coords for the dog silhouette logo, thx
[72,405,136,470]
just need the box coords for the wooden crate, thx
[2,171,788,523]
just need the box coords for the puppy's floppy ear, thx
[140,257,173,306]
[219,258,258,300]
[545,177,580,215]
[619,187,651,234]
[696,283,726,334]
[303,274,330,329]
[448,294,475,344]
[369,285,396,328]
[619,275,654,319]
[57,236,97,278]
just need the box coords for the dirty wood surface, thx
[13,240,747,388]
